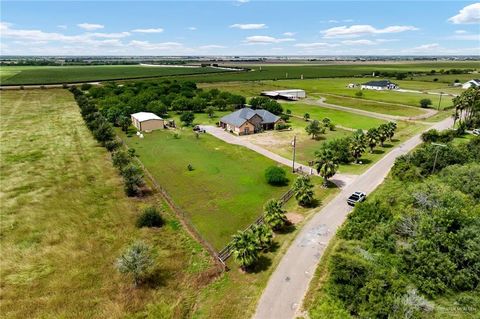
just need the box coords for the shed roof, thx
[362,80,397,87]
[131,112,163,122]
[220,107,280,127]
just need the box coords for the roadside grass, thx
[413,73,476,84]
[198,81,281,98]
[0,89,215,318]
[264,78,455,110]
[283,102,387,130]
[119,128,294,249]
[0,65,231,85]
[193,183,340,319]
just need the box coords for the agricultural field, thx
[120,128,294,249]
[0,89,216,318]
[0,65,231,85]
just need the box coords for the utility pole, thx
[292,135,296,173]
[431,142,447,174]
[438,92,443,110]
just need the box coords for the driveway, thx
[252,116,454,319]
[201,125,357,189]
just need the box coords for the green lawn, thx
[0,89,214,318]
[284,102,387,130]
[0,65,231,85]
[120,128,293,249]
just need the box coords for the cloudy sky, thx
[1,1,479,56]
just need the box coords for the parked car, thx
[347,191,366,206]
[473,128,480,136]
[193,125,206,133]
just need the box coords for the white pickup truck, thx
[347,191,367,206]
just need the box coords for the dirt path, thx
[252,116,454,319]
[200,126,357,189]
[303,97,437,122]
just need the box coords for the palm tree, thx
[350,130,366,164]
[251,224,273,251]
[366,128,379,153]
[314,148,338,187]
[377,124,389,147]
[263,199,288,231]
[231,230,259,271]
[292,175,315,206]
[386,122,397,141]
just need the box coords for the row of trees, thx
[310,136,480,318]
[312,122,397,186]
[87,80,246,127]
[70,86,146,196]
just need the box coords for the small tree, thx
[377,124,389,147]
[251,223,273,251]
[386,122,397,141]
[231,230,259,270]
[292,175,315,207]
[303,113,310,121]
[305,120,325,139]
[136,207,164,228]
[180,112,195,126]
[314,148,339,187]
[205,106,215,118]
[118,115,132,132]
[116,241,154,286]
[366,128,379,153]
[263,199,288,231]
[420,98,432,108]
[355,91,363,98]
[350,130,366,164]
[265,166,288,186]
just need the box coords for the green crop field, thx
[0,65,231,85]
[0,89,216,318]
[120,128,294,249]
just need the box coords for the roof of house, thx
[362,80,397,87]
[220,107,280,127]
[466,79,480,85]
[131,112,163,122]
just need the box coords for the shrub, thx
[81,83,92,91]
[104,139,122,152]
[275,123,290,130]
[136,207,164,228]
[116,241,154,286]
[355,91,363,98]
[180,111,195,126]
[112,150,131,169]
[419,98,432,108]
[264,166,288,186]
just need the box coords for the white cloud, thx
[127,40,184,51]
[448,3,480,24]
[409,43,440,52]
[77,23,104,31]
[341,39,376,45]
[230,23,267,30]
[57,25,67,29]
[321,24,419,38]
[198,44,226,50]
[131,28,164,33]
[90,32,130,38]
[455,30,468,34]
[237,0,250,3]
[294,42,338,48]
[283,32,296,36]
[244,35,295,44]
[450,32,480,41]
[188,27,197,31]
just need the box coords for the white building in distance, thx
[361,80,398,91]
[261,89,306,100]
[462,79,480,89]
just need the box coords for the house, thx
[219,107,284,135]
[462,79,480,89]
[361,80,398,90]
[346,83,356,88]
[261,89,306,100]
[131,112,164,131]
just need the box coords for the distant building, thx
[462,79,480,89]
[219,107,283,135]
[261,89,306,100]
[131,112,164,131]
[346,83,356,88]
[361,80,398,90]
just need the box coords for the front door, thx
[244,127,250,135]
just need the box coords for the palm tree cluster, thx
[231,199,287,270]
[292,175,315,207]
[452,87,479,129]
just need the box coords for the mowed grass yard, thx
[120,128,293,249]
[0,89,216,318]
[0,65,231,85]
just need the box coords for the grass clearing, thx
[0,89,216,318]
[120,128,294,249]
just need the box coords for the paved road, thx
[201,126,357,188]
[302,97,437,121]
[252,116,454,319]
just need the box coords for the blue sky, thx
[1,1,479,55]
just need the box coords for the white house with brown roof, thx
[462,79,480,89]
[131,112,164,131]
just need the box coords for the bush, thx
[275,123,290,130]
[136,207,164,228]
[264,166,288,186]
[104,139,122,152]
[355,91,363,98]
[180,111,195,126]
[81,83,92,91]
[419,98,432,108]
